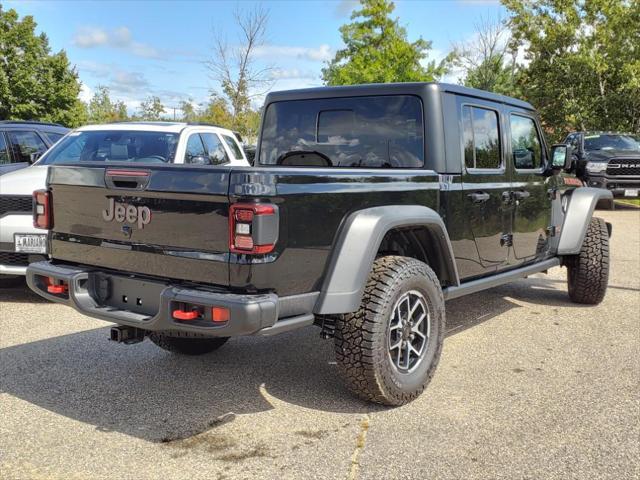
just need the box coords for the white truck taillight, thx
[33,190,52,229]
[229,203,278,254]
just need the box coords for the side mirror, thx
[550,144,573,171]
[29,152,42,164]
[189,155,210,165]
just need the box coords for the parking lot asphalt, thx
[1,207,638,480]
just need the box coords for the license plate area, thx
[89,273,167,317]
[15,234,47,254]
[624,189,638,197]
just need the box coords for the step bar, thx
[443,258,561,300]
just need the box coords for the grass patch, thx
[616,198,640,207]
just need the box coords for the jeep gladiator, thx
[27,83,613,405]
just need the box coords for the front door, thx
[460,102,513,277]
[506,112,552,265]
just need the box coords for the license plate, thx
[14,234,47,254]
[624,189,638,197]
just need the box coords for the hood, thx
[585,149,640,162]
[0,165,48,196]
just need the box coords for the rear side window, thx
[201,133,229,165]
[259,95,424,168]
[184,134,206,163]
[462,106,501,170]
[7,131,47,162]
[0,134,10,164]
[510,115,543,170]
[222,134,244,160]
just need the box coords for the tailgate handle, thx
[105,169,151,190]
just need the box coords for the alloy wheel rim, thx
[387,290,430,374]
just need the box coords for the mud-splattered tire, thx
[149,333,229,355]
[333,256,445,406]
[566,217,610,304]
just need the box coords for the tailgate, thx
[48,165,231,286]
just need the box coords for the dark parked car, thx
[0,121,69,175]
[27,83,612,405]
[564,131,640,199]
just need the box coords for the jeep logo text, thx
[102,198,151,229]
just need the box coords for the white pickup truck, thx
[0,122,249,286]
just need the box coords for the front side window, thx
[184,134,206,163]
[462,106,501,170]
[201,133,229,165]
[37,130,179,165]
[259,95,424,168]
[7,131,47,162]
[222,134,244,160]
[510,115,543,170]
[0,134,10,164]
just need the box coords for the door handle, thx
[468,192,490,204]
[513,190,531,200]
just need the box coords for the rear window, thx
[259,95,424,168]
[37,130,179,165]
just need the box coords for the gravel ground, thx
[1,207,638,480]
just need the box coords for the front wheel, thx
[148,333,229,355]
[566,216,610,304]
[334,256,445,406]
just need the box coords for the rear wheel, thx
[566,217,610,304]
[333,256,445,406]
[148,333,229,355]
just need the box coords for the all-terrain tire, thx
[148,333,229,355]
[333,256,445,406]
[566,216,610,304]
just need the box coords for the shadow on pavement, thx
[0,281,49,304]
[0,274,588,443]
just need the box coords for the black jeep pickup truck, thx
[27,83,613,405]
[564,131,640,199]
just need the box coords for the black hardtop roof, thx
[264,82,535,111]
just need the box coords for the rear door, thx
[459,100,513,277]
[505,111,552,265]
[48,164,232,286]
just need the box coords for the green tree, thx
[322,0,448,85]
[198,94,233,127]
[0,5,86,126]
[179,99,197,122]
[87,86,128,123]
[137,96,165,121]
[504,0,640,138]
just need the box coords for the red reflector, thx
[47,284,68,294]
[234,235,254,250]
[235,209,254,222]
[211,307,230,323]
[172,310,200,320]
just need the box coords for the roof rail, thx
[186,122,226,128]
[0,120,65,127]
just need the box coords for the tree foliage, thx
[0,5,86,126]
[136,96,165,121]
[322,0,449,85]
[452,16,519,97]
[87,86,128,124]
[503,0,640,138]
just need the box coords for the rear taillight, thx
[33,190,52,229]
[229,203,278,254]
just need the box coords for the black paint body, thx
[46,83,564,300]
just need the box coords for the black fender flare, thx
[557,187,613,255]
[314,205,459,315]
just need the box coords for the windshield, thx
[37,130,179,165]
[583,134,640,152]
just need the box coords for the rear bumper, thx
[26,261,316,337]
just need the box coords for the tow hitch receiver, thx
[110,326,145,344]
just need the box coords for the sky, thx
[4,0,506,116]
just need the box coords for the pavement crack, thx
[346,414,370,480]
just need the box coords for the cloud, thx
[270,68,319,81]
[334,0,359,17]
[254,44,333,62]
[72,26,161,59]
[110,71,150,94]
[79,83,93,103]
